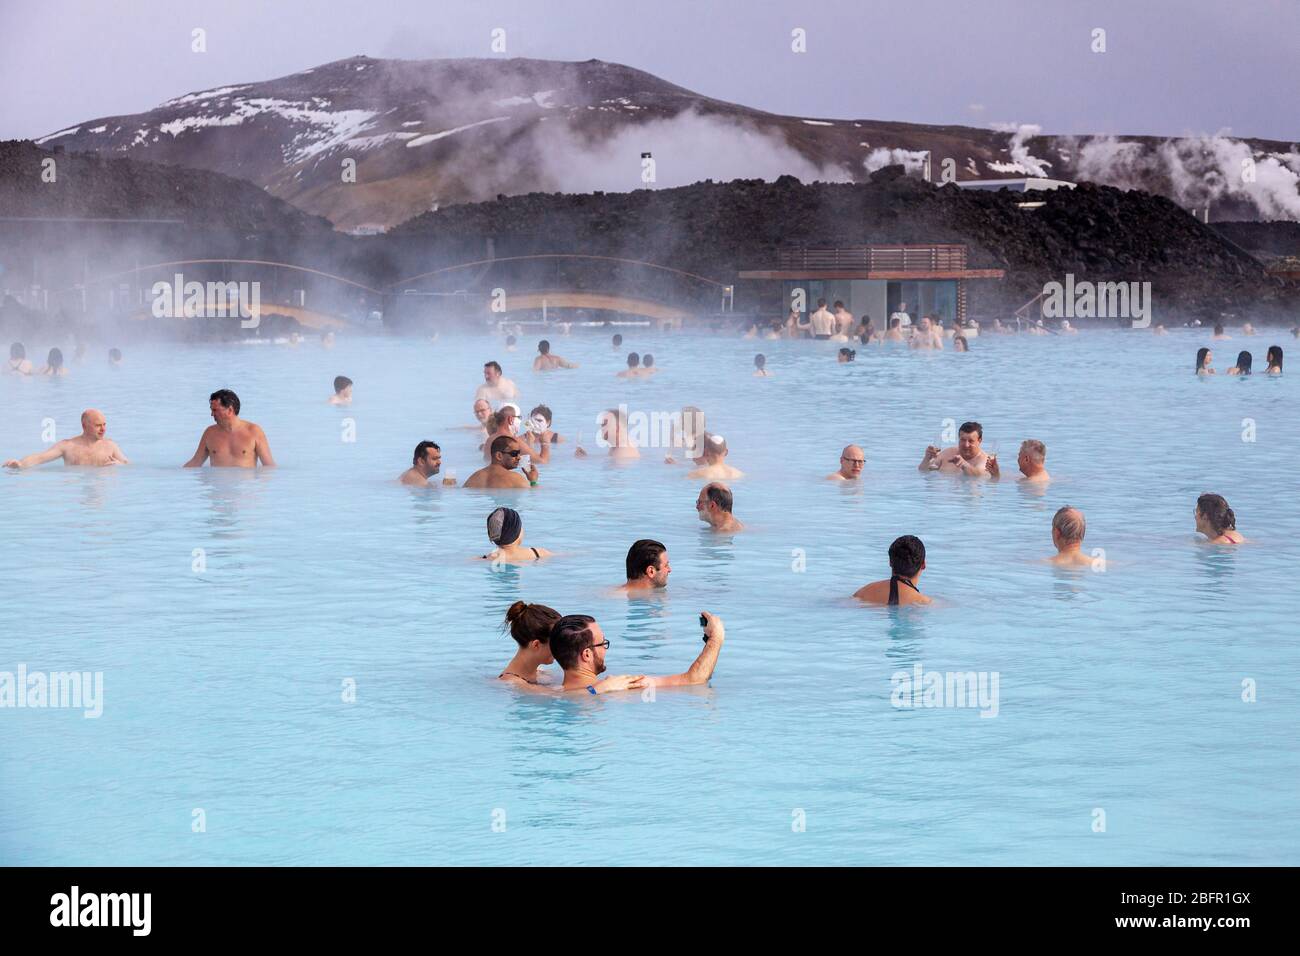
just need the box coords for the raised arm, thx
[254,426,277,468]
[4,442,67,469]
[183,431,210,468]
[646,612,726,688]
[918,446,940,471]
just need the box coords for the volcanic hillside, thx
[386,168,1293,318]
[35,56,1300,231]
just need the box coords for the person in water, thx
[457,398,495,439]
[482,406,521,460]
[696,482,743,533]
[883,317,906,342]
[640,353,658,376]
[5,409,129,469]
[611,333,623,351]
[1212,323,1231,340]
[1265,345,1283,374]
[463,436,538,489]
[478,506,551,564]
[617,352,643,378]
[475,361,519,402]
[920,421,990,476]
[953,334,970,352]
[330,375,353,405]
[1225,351,1252,375]
[522,405,561,464]
[39,347,68,376]
[837,347,856,363]
[809,299,835,339]
[618,539,671,592]
[108,348,122,367]
[498,601,561,686]
[1048,507,1094,567]
[827,444,865,481]
[398,440,453,486]
[854,535,931,606]
[7,342,33,374]
[664,406,707,465]
[688,434,743,479]
[595,407,640,459]
[753,354,771,377]
[1195,347,1215,375]
[532,339,579,371]
[1195,493,1244,544]
[989,439,1049,482]
[548,611,725,693]
[183,389,275,468]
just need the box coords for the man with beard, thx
[549,611,727,693]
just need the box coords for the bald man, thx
[4,409,129,468]
[827,444,865,480]
[1049,507,1094,567]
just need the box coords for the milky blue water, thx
[1,326,1297,865]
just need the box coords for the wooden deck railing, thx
[776,244,968,272]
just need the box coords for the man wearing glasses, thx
[463,436,539,488]
[549,612,727,694]
[826,444,865,481]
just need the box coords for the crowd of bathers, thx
[2,328,1260,695]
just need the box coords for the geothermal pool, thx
[1,327,1297,865]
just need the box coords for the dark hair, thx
[703,484,733,513]
[754,353,766,368]
[333,375,352,393]
[1214,323,1224,335]
[954,334,969,350]
[1196,347,1210,371]
[613,334,623,345]
[625,539,666,581]
[817,298,827,308]
[959,421,982,439]
[489,435,515,457]
[538,340,551,355]
[1197,493,1236,534]
[1267,345,1283,370]
[210,389,240,414]
[484,360,502,374]
[9,342,24,360]
[108,348,122,360]
[506,335,516,346]
[1234,351,1252,374]
[413,440,439,465]
[626,352,640,367]
[889,317,900,328]
[642,353,654,368]
[503,601,560,648]
[839,348,856,361]
[529,404,552,425]
[549,614,597,670]
[888,535,926,577]
[832,300,845,310]
[47,347,63,368]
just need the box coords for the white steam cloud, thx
[862,147,929,174]
[990,123,1051,177]
[1074,133,1300,220]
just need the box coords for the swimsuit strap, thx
[500,671,538,685]
[531,547,541,560]
[889,575,919,605]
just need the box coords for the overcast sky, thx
[2,0,1296,142]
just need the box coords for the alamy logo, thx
[50,886,151,936]
[1041,273,1152,328]
[891,664,1000,717]
[0,664,103,718]
[151,273,261,328]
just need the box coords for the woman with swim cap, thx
[498,601,561,685]
[478,507,551,564]
[1195,493,1243,545]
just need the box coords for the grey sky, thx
[1,0,1295,142]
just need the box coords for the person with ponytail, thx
[1195,493,1244,545]
[498,601,561,685]
[477,507,551,564]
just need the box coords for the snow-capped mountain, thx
[36,56,1300,230]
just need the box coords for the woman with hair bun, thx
[1195,493,1244,545]
[498,601,561,685]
